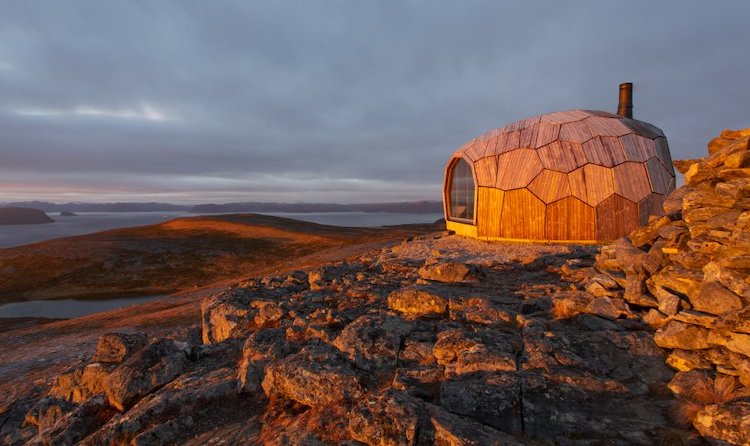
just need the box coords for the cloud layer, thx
[1,1,748,203]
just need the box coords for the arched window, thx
[448,158,475,222]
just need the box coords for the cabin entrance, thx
[447,158,475,223]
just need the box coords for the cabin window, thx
[448,158,475,223]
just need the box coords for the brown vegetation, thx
[0,213,437,303]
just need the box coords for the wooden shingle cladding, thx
[443,109,676,242]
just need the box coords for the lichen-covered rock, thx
[237,328,292,393]
[440,372,521,433]
[387,286,449,319]
[584,296,632,320]
[692,402,750,445]
[91,333,148,364]
[666,349,712,372]
[88,368,236,446]
[26,396,115,446]
[201,289,255,344]
[707,330,750,357]
[348,389,431,446]
[105,339,189,411]
[48,363,116,404]
[692,281,743,315]
[654,321,711,350]
[332,313,412,371]
[432,329,517,376]
[427,404,525,446]
[261,341,362,407]
[418,261,475,283]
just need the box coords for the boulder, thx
[105,339,189,411]
[692,402,750,444]
[432,329,517,376]
[332,313,412,371]
[551,290,594,319]
[707,330,750,357]
[418,261,475,283]
[88,368,237,446]
[91,333,148,364]
[715,307,750,334]
[584,296,632,320]
[237,328,291,393]
[251,300,285,327]
[48,363,115,404]
[691,281,743,315]
[666,350,712,372]
[629,216,671,248]
[427,404,525,446]
[25,396,115,446]
[201,289,255,344]
[261,341,362,407]
[654,321,711,350]
[387,286,449,319]
[392,367,443,401]
[439,372,521,433]
[449,297,516,326]
[348,389,431,446]
[24,396,75,431]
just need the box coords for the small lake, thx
[0,295,165,319]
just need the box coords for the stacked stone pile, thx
[574,128,750,442]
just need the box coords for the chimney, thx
[617,82,633,118]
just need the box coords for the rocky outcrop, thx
[9,207,723,443]
[565,128,750,444]
[105,338,190,411]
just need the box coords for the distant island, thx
[0,207,54,225]
[59,210,78,216]
[0,200,443,214]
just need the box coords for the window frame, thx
[444,157,478,225]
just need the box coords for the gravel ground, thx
[378,233,600,266]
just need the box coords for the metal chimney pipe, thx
[617,82,633,118]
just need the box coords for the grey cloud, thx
[0,1,748,203]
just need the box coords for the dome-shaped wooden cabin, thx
[443,84,676,242]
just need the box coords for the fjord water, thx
[0,211,444,249]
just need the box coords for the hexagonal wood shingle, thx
[474,156,498,187]
[496,149,543,189]
[546,196,596,241]
[596,194,640,241]
[500,189,546,239]
[584,116,633,137]
[559,121,595,144]
[537,141,588,173]
[645,157,673,195]
[620,134,657,162]
[528,169,571,204]
[613,162,652,202]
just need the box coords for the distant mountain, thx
[0,207,54,225]
[189,201,443,214]
[1,201,190,213]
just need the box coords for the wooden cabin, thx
[443,84,676,243]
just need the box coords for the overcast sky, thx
[0,1,748,204]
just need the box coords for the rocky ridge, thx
[562,128,750,444]
[1,233,689,445]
